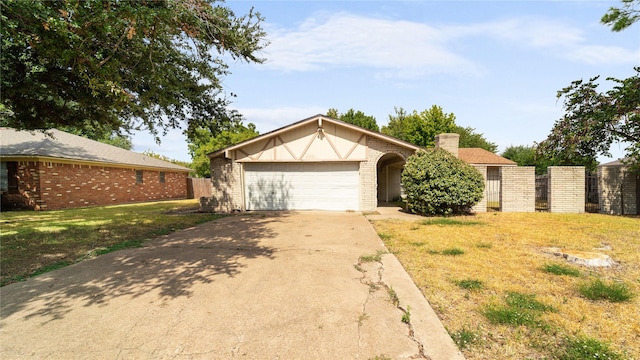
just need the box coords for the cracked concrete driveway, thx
[0,211,463,359]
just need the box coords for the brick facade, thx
[1,161,188,211]
[500,166,535,212]
[201,157,243,212]
[598,165,638,215]
[548,166,585,213]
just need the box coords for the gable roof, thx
[209,114,422,158]
[458,148,516,166]
[0,128,191,172]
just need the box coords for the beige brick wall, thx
[501,166,535,212]
[201,157,243,212]
[598,165,638,215]
[548,166,585,213]
[471,165,487,213]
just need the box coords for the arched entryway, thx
[376,153,406,204]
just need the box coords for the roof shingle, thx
[0,128,191,172]
[458,148,516,166]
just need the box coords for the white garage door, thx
[244,162,360,211]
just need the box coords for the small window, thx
[0,162,8,192]
[1,162,18,193]
[136,170,143,184]
[159,172,165,183]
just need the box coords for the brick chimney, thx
[435,133,460,158]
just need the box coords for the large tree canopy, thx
[188,116,259,177]
[326,108,379,132]
[538,68,640,168]
[0,0,266,141]
[382,106,456,148]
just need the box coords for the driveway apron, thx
[0,211,463,359]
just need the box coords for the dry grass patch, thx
[373,212,640,359]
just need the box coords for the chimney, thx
[435,133,460,158]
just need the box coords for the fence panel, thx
[187,178,212,199]
[535,175,549,211]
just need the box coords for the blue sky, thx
[132,0,640,163]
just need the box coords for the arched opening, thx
[376,153,406,204]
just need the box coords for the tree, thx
[326,108,379,132]
[401,149,485,216]
[502,145,553,174]
[1,0,266,141]
[382,106,456,147]
[538,68,640,169]
[142,150,193,172]
[188,119,259,177]
[602,0,640,31]
[454,126,498,153]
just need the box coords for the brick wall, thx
[548,166,585,213]
[471,165,488,213]
[201,157,243,212]
[1,161,187,211]
[598,165,638,215]
[500,166,535,212]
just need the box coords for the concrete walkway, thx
[0,211,463,359]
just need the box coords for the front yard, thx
[0,200,223,286]
[372,213,639,359]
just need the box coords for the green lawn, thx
[0,199,223,286]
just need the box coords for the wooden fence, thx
[187,178,212,199]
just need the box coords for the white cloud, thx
[261,13,638,75]
[263,12,481,76]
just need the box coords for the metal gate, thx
[535,175,549,211]
[585,174,599,213]
[486,167,500,211]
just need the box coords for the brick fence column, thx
[501,167,535,212]
[548,166,585,213]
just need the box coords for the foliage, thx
[559,336,623,360]
[450,328,481,350]
[0,200,223,286]
[142,150,193,172]
[188,118,259,177]
[327,108,379,132]
[455,279,484,291]
[538,68,640,171]
[578,278,635,302]
[501,145,553,174]
[541,263,581,277]
[0,0,266,142]
[454,126,498,153]
[402,149,484,216]
[382,106,456,147]
[601,0,640,31]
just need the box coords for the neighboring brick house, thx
[201,115,520,213]
[0,128,191,211]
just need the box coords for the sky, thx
[131,0,640,163]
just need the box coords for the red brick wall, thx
[3,161,188,210]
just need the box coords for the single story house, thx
[0,128,191,211]
[598,159,639,215]
[202,114,517,213]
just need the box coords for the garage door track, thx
[0,211,463,359]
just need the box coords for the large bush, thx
[402,149,485,216]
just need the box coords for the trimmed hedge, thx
[402,149,484,216]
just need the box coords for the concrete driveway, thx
[0,211,463,359]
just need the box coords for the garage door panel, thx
[244,163,359,211]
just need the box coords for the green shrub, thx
[578,278,634,302]
[402,149,485,216]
